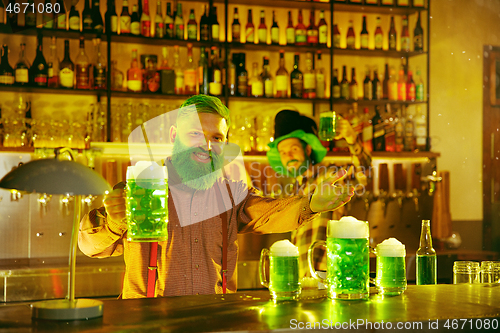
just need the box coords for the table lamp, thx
[0,149,111,320]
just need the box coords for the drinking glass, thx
[480,261,500,283]
[260,240,301,302]
[318,111,337,141]
[308,217,370,300]
[453,261,480,284]
[371,238,407,296]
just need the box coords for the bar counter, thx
[1,284,499,332]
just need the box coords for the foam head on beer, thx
[328,216,369,239]
[127,161,167,189]
[376,238,406,257]
[270,240,299,257]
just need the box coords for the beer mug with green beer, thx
[308,216,369,300]
[318,111,337,141]
[125,161,169,242]
[259,240,301,301]
[372,238,407,296]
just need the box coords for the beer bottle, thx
[416,220,437,285]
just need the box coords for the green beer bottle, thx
[416,220,437,285]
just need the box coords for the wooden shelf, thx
[0,85,105,96]
[332,99,427,106]
[0,27,106,41]
[227,96,330,103]
[332,48,427,58]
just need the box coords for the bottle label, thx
[416,125,426,138]
[94,68,106,87]
[316,74,325,98]
[333,85,341,99]
[258,28,267,44]
[59,68,74,88]
[57,14,66,29]
[364,81,372,100]
[346,36,355,48]
[26,14,36,26]
[128,79,142,92]
[416,83,424,101]
[373,123,385,138]
[414,35,423,51]
[232,25,241,41]
[48,67,54,78]
[363,124,373,142]
[0,74,14,85]
[184,69,196,87]
[361,35,369,49]
[246,27,254,43]
[251,81,263,97]
[131,21,140,35]
[43,14,54,28]
[212,25,220,41]
[237,75,247,95]
[375,33,383,49]
[176,24,185,40]
[15,69,29,83]
[200,25,209,40]
[214,69,222,83]
[187,25,197,40]
[389,36,397,50]
[121,17,131,33]
[319,25,327,45]
[389,82,398,100]
[407,84,416,100]
[307,30,318,45]
[401,37,410,51]
[398,83,406,100]
[276,75,287,92]
[350,85,358,100]
[111,16,118,33]
[142,20,151,37]
[264,80,273,97]
[83,17,92,29]
[76,65,90,88]
[333,34,341,48]
[374,82,382,99]
[156,22,165,38]
[341,83,349,99]
[34,74,48,85]
[295,29,306,44]
[271,27,279,44]
[147,72,160,92]
[209,82,222,95]
[303,73,315,91]
[286,28,295,44]
[291,78,303,97]
[69,16,80,30]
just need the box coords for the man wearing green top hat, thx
[267,109,372,278]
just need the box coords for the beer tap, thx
[60,194,74,216]
[423,170,442,196]
[392,163,406,209]
[37,193,52,213]
[378,163,390,217]
[406,163,422,227]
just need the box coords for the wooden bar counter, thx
[1,284,499,332]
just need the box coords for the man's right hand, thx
[103,188,127,228]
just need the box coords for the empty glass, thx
[453,261,480,284]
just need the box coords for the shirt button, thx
[195,264,199,269]
[194,238,198,243]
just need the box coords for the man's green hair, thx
[178,94,231,128]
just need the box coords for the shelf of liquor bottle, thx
[226,41,330,53]
[208,0,331,11]
[227,96,331,103]
[109,34,223,48]
[245,150,440,159]
[332,99,426,106]
[0,85,106,96]
[108,90,192,99]
[332,47,426,58]
[333,3,427,15]
[0,27,106,41]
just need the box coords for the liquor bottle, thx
[211,6,219,42]
[82,0,92,31]
[93,38,106,89]
[140,0,151,37]
[199,4,209,41]
[333,24,340,48]
[295,10,306,46]
[43,0,55,29]
[372,105,385,151]
[228,53,236,96]
[340,65,349,100]
[382,63,389,99]
[120,0,131,34]
[290,54,303,99]
[303,52,315,99]
[154,0,163,38]
[143,56,160,92]
[130,4,140,35]
[0,45,15,85]
[315,51,325,99]
[92,0,104,34]
[388,66,398,101]
[261,56,273,98]
[372,67,381,100]
[332,68,340,99]
[403,106,415,151]
[59,40,74,88]
[401,15,410,52]
[374,16,383,50]
[6,0,17,30]
[198,47,209,95]
[271,11,279,45]
[363,68,372,100]
[361,107,373,152]
[286,11,294,45]
[394,107,404,152]
[348,103,362,137]
[346,20,355,49]
[415,106,427,151]
[306,10,318,46]
[235,53,247,97]
[110,61,124,91]
[0,1,5,29]
[349,67,358,101]
[69,2,80,31]
[15,43,30,86]
[416,220,437,285]
[172,45,184,94]
[24,0,36,28]
[388,16,397,51]
[414,11,424,52]
[406,70,416,101]
[245,9,254,43]
[209,46,222,96]
[75,36,90,89]
[318,10,327,47]
[184,43,196,95]
[257,10,267,44]
[127,49,142,92]
[397,68,406,101]
[30,34,48,87]
[415,68,424,101]
[174,2,183,40]
[249,62,263,97]
[46,37,59,88]
[275,50,288,98]
[232,7,240,43]
[383,105,395,152]
[105,0,117,33]
[360,16,368,50]
[186,9,197,40]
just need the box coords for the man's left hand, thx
[309,168,355,213]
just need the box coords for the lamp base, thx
[31,299,104,321]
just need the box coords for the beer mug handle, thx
[308,240,327,283]
[259,248,270,288]
[369,247,377,285]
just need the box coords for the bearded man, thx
[78,95,355,299]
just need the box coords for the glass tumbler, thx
[480,261,500,283]
[453,261,480,284]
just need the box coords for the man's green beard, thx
[287,159,311,178]
[171,139,225,190]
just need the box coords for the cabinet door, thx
[483,46,500,253]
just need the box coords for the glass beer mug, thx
[371,238,407,296]
[308,216,369,300]
[318,110,337,141]
[259,240,301,301]
[125,161,169,242]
